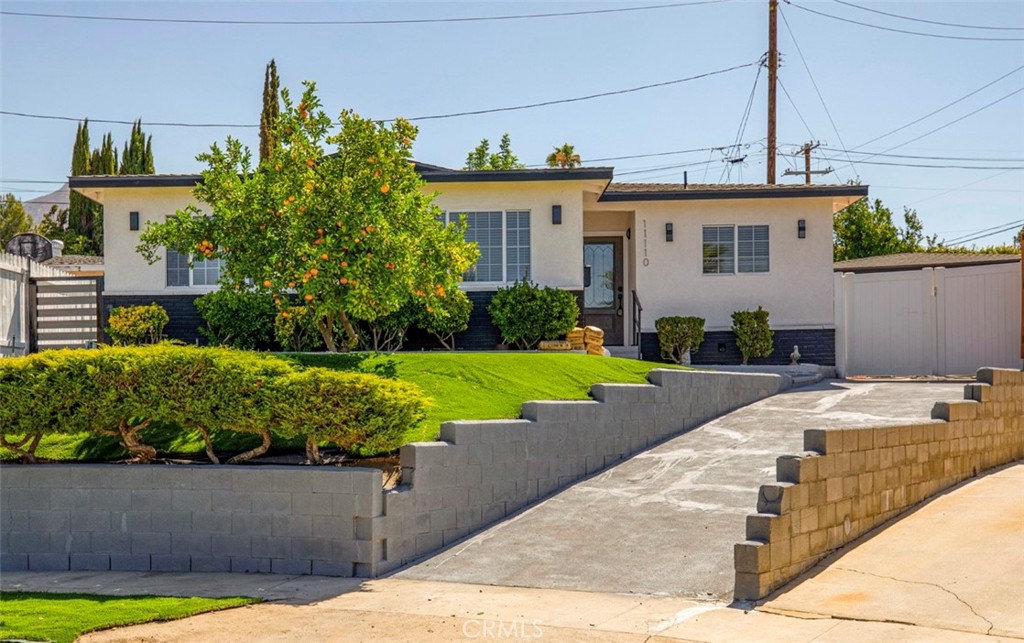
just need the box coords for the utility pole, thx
[766,0,778,185]
[783,141,833,184]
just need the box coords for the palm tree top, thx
[545,143,582,169]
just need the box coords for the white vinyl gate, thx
[835,262,1021,376]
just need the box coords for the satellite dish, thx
[5,233,54,263]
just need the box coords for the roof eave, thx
[599,185,869,202]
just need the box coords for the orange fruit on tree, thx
[306,158,315,167]
[281,311,291,319]
[380,184,390,194]
[341,261,348,268]
[321,253,328,260]
[304,294,314,301]
[288,281,296,288]
[263,280,273,288]
[317,228,325,235]
[340,278,348,285]
[305,182,314,191]
[310,268,319,276]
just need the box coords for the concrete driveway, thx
[397,380,966,599]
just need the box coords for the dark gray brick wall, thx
[641,328,835,366]
[103,294,205,345]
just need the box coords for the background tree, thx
[545,143,582,169]
[259,59,280,164]
[463,132,524,170]
[68,120,98,250]
[90,133,118,176]
[833,197,934,261]
[0,193,32,244]
[35,205,90,254]
[120,120,154,174]
[138,81,479,352]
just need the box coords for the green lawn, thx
[0,592,256,643]
[4,352,680,461]
[288,352,682,443]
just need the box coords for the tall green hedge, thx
[0,345,425,464]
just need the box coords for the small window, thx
[165,214,223,287]
[166,247,190,287]
[702,225,735,275]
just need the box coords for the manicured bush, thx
[106,303,168,345]
[0,350,97,462]
[416,289,472,350]
[488,279,579,350]
[0,344,425,464]
[274,306,324,352]
[273,368,427,462]
[732,306,775,365]
[194,288,276,349]
[655,316,705,364]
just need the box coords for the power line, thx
[0,61,757,129]
[0,1,731,26]
[831,0,1024,32]
[907,169,1021,206]
[0,179,67,184]
[406,62,757,121]
[784,1,1024,41]
[830,86,1024,174]
[946,221,1024,246]
[778,78,817,140]
[821,148,1024,163]
[721,67,762,182]
[818,157,1024,170]
[943,219,1024,244]
[852,65,1024,150]
[779,6,858,180]
[874,184,1023,194]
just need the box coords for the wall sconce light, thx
[552,205,562,225]
[665,222,673,242]
[798,219,806,239]
[129,211,140,231]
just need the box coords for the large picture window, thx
[702,224,769,274]
[443,210,531,283]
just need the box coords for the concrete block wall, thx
[374,369,782,575]
[734,367,1024,601]
[0,465,384,576]
[1,369,782,577]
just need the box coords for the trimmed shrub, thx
[194,288,276,349]
[488,279,579,350]
[732,306,775,365]
[274,305,324,352]
[0,344,425,464]
[655,316,705,364]
[106,303,168,345]
[0,350,98,462]
[273,368,427,462]
[416,289,472,350]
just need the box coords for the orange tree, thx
[139,82,477,351]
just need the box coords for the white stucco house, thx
[69,165,867,364]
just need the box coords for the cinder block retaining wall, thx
[734,367,1024,601]
[1,369,781,576]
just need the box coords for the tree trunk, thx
[226,429,272,464]
[0,433,41,463]
[305,437,323,465]
[119,419,157,463]
[338,311,359,350]
[317,313,337,353]
[196,426,220,464]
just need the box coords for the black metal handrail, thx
[632,289,643,360]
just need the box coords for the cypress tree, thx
[69,120,94,242]
[120,119,153,175]
[259,59,280,164]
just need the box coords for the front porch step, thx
[605,345,642,359]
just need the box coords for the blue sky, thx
[2,0,1023,245]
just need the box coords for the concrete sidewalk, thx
[9,462,1019,642]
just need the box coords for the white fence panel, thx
[837,261,1022,376]
[0,252,73,356]
[937,264,1021,374]
[842,269,934,376]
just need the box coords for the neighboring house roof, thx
[23,183,70,225]
[600,182,869,202]
[42,254,105,266]
[834,252,1020,273]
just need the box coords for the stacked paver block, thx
[734,367,1024,601]
[1,369,783,577]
